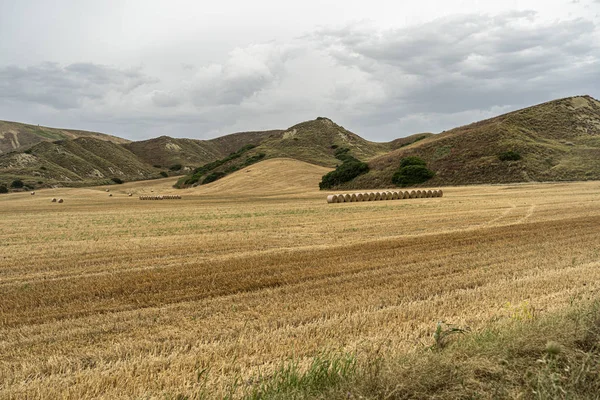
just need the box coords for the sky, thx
[1,0,599,141]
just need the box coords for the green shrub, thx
[320,160,369,189]
[392,165,435,186]
[400,156,427,168]
[111,177,124,184]
[40,166,47,170]
[153,164,162,168]
[0,185,8,194]
[159,171,168,178]
[498,151,522,161]
[169,164,182,171]
[10,180,24,189]
[202,171,226,184]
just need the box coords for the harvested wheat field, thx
[1,162,600,399]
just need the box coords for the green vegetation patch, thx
[392,157,435,187]
[499,150,522,161]
[319,148,369,189]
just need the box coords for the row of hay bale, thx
[139,195,182,200]
[327,189,443,203]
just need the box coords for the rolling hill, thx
[2,95,600,191]
[0,120,129,155]
[123,130,283,170]
[0,137,158,186]
[175,117,394,187]
[194,158,332,196]
[340,95,600,189]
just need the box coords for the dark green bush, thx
[202,171,226,184]
[392,165,435,186]
[153,165,162,168]
[400,156,427,168]
[10,180,24,189]
[169,164,182,171]
[320,160,369,189]
[159,171,168,178]
[498,151,522,161]
[0,185,8,194]
[40,166,47,170]
[111,177,124,184]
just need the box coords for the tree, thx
[392,157,435,187]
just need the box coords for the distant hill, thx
[341,95,600,189]
[0,137,157,186]
[175,117,392,187]
[0,120,129,154]
[252,117,391,167]
[2,95,600,191]
[123,130,282,170]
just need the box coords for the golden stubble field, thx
[1,159,600,399]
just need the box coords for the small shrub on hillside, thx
[10,180,24,189]
[498,151,522,161]
[153,164,162,168]
[111,177,124,184]
[159,171,168,178]
[202,171,226,184]
[393,165,435,186]
[393,157,435,187]
[0,185,8,194]
[169,164,182,171]
[400,156,427,168]
[320,160,369,189]
[40,166,47,170]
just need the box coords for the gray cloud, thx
[0,63,156,110]
[308,11,600,137]
[0,10,599,142]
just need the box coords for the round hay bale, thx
[350,193,357,202]
[426,190,433,198]
[31,191,35,195]
[337,194,346,203]
[416,190,423,198]
[105,189,110,192]
[385,191,393,200]
[51,198,57,203]
[438,189,444,197]
[128,193,132,197]
[57,198,64,203]
[109,193,113,197]
[391,191,399,200]
[374,192,381,201]
[327,195,337,203]
[344,194,352,202]
[355,193,364,202]
[409,190,417,199]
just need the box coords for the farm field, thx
[1,159,600,398]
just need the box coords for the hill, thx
[193,158,332,196]
[176,117,392,187]
[341,95,600,189]
[253,117,391,167]
[0,120,129,154]
[0,137,158,187]
[123,130,282,170]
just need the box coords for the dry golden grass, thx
[1,159,600,399]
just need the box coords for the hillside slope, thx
[253,117,391,167]
[193,158,332,195]
[0,137,158,187]
[124,130,283,169]
[0,120,130,154]
[343,95,600,189]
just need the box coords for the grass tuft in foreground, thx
[233,300,600,399]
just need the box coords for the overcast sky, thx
[1,0,599,141]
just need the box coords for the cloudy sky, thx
[1,0,599,141]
